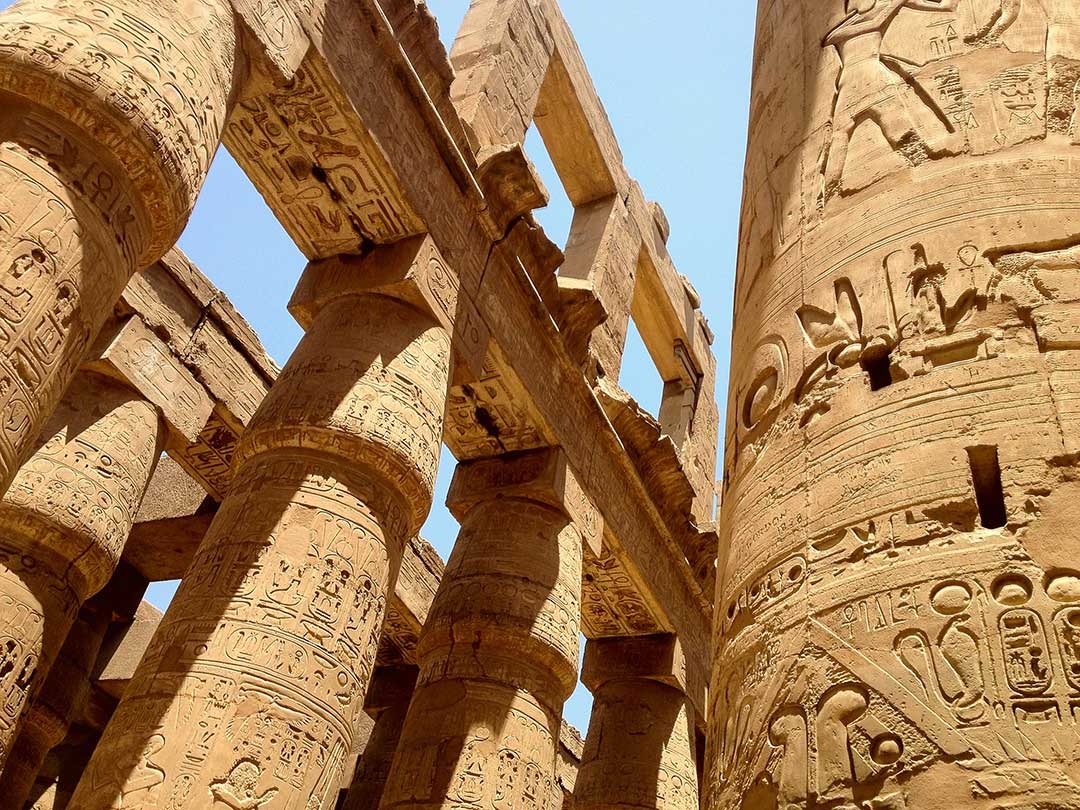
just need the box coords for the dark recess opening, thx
[967,445,1007,529]
[861,350,893,391]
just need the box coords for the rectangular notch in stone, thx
[967,445,1007,529]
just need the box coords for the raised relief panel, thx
[225,54,424,258]
[718,1,1080,808]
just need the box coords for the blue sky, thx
[2,0,755,734]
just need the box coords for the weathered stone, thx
[0,371,162,771]
[712,3,1080,809]
[71,245,452,809]
[381,449,585,810]
[0,0,237,492]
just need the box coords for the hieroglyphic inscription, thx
[73,287,451,809]
[0,372,161,770]
[225,56,423,258]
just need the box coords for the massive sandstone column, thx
[0,0,237,492]
[711,2,1080,809]
[0,371,162,771]
[381,449,585,810]
[71,240,453,810]
[574,636,698,810]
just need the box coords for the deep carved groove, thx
[967,446,1007,529]
[861,351,893,391]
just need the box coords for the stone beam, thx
[449,0,707,383]
[228,0,712,723]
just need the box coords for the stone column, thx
[0,371,162,771]
[574,635,698,810]
[713,4,1080,810]
[0,563,147,808]
[0,0,238,492]
[341,665,418,810]
[71,238,454,810]
[381,448,587,810]
[0,601,110,807]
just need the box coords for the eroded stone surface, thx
[713,3,1080,809]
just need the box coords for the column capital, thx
[446,448,602,552]
[581,634,687,694]
[289,237,490,377]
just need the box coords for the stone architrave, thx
[70,239,454,810]
[0,0,238,493]
[0,371,163,771]
[341,665,419,810]
[574,635,698,810]
[381,448,588,810]
[713,2,1080,809]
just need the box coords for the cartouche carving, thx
[717,1,1080,808]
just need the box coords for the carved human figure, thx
[967,0,1022,44]
[823,0,962,194]
[0,0,238,493]
[210,760,279,810]
[381,449,584,810]
[0,371,161,772]
[719,0,1080,805]
[70,245,453,810]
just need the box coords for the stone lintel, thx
[85,316,214,444]
[92,600,163,699]
[581,633,687,694]
[363,665,419,716]
[446,448,602,555]
[289,237,490,377]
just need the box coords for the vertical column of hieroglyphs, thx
[71,238,453,810]
[574,635,699,810]
[341,665,418,810]
[0,371,162,772]
[0,0,237,491]
[711,1,1080,808]
[381,448,586,810]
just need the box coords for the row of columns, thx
[0,1,704,808]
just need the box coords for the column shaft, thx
[0,371,162,770]
[713,4,1080,809]
[382,449,584,810]
[0,602,110,807]
[0,0,237,490]
[72,259,452,809]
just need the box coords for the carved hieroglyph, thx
[71,257,452,809]
[0,371,162,772]
[716,2,1080,809]
[381,449,585,810]
[341,665,417,810]
[0,0,237,491]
